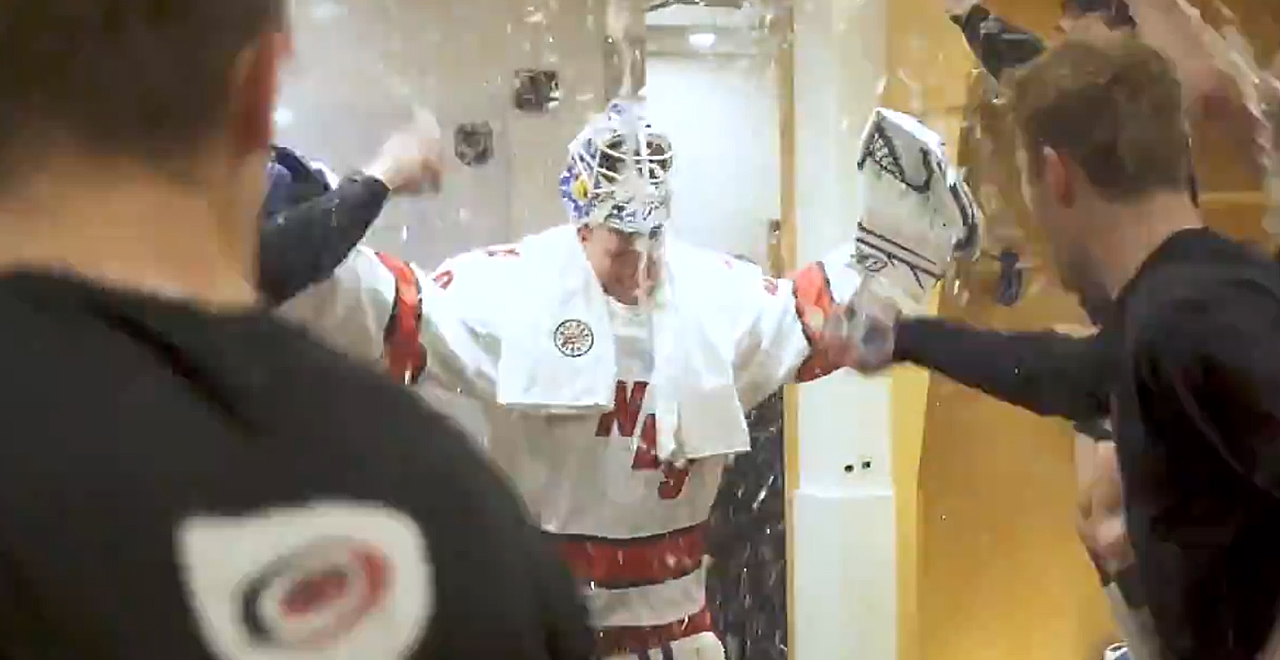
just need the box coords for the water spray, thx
[1179,0,1280,236]
[604,0,658,308]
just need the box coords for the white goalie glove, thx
[832,107,982,362]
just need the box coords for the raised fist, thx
[942,0,980,18]
[364,109,443,196]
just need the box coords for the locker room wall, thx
[914,1,1280,659]
[881,3,978,659]
[643,54,782,264]
[276,0,608,273]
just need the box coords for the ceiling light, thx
[687,32,717,49]
[272,107,294,128]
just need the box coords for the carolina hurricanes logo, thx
[238,538,391,650]
[553,319,594,358]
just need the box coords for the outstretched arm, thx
[276,245,505,399]
[892,318,1113,421]
[728,251,866,408]
[1126,0,1248,118]
[259,174,391,305]
[1127,0,1272,173]
[258,113,444,306]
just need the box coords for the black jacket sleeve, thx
[257,174,391,306]
[893,317,1113,421]
[950,3,1047,82]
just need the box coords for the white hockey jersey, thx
[278,226,852,657]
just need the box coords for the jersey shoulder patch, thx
[176,501,433,660]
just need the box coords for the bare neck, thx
[1090,191,1204,298]
[0,162,258,311]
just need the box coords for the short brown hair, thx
[0,0,284,178]
[1007,34,1189,201]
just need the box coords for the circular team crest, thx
[553,319,594,358]
[239,537,391,649]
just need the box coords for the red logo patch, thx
[239,538,391,649]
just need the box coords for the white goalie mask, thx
[850,107,982,310]
[559,100,674,236]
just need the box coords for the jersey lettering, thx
[630,415,691,499]
[431,269,454,290]
[762,276,779,296]
[484,246,520,258]
[595,381,647,437]
[595,381,690,499]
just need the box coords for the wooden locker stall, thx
[914,1,1278,658]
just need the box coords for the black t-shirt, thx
[0,272,592,660]
[1114,228,1280,660]
[894,316,1117,421]
[892,234,1275,424]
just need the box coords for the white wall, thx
[643,54,781,264]
[790,0,897,659]
[277,0,609,270]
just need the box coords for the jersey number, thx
[631,414,691,500]
[597,381,690,500]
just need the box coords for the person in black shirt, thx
[0,2,592,659]
[881,0,1201,430]
[1000,35,1280,659]
[883,0,1275,427]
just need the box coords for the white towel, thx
[496,225,617,413]
[496,225,750,462]
[656,241,751,461]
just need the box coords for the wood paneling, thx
[916,1,1277,659]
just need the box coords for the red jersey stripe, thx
[595,607,715,657]
[373,252,427,386]
[552,524,706,590]
[790,261,840,382]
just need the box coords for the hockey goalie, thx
[279,101,979,660]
